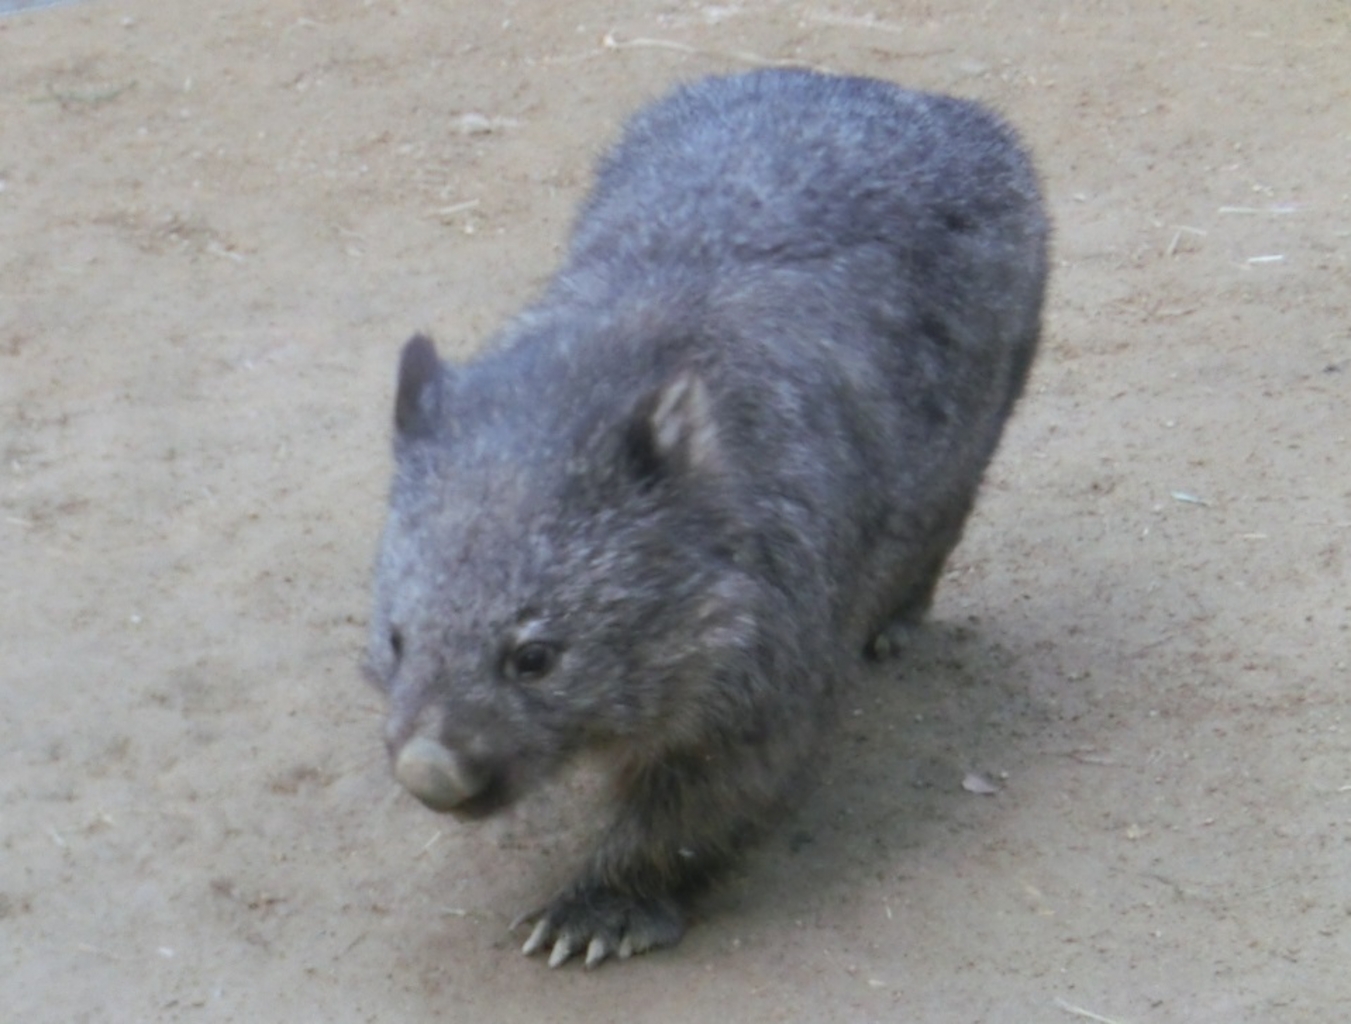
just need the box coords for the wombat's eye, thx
[389,628,405,662]
[506,641,556,681]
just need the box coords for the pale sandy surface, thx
[2,2,1349,1021]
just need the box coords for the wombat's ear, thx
[395,334,442,439]
[624,371,722,484]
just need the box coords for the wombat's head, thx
[365,334,756,818]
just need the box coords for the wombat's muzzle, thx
[392,736,508,819]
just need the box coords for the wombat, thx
[364,69,1048,968]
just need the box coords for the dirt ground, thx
[2,1,1348,1021]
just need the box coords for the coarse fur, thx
[364,69,1049,968]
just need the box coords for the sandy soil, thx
[2,1,1348,1021]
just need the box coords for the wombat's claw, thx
[513,890,684,969]
[517,915,617,969]
[518,917,583,968]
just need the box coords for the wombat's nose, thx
[393,736,487,812]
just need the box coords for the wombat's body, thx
[364,70,1048,967]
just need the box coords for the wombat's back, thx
[568,71,1045,303]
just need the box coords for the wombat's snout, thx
[393,736,491,814]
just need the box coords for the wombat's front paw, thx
[515,885,685,968]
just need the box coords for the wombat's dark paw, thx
[514,886,685,968]
[866,619,923,661]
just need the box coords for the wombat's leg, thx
[866,549,946,660]
[866,503,975,660]
[516,749,767,969]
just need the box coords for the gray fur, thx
[364,69,1049,967]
